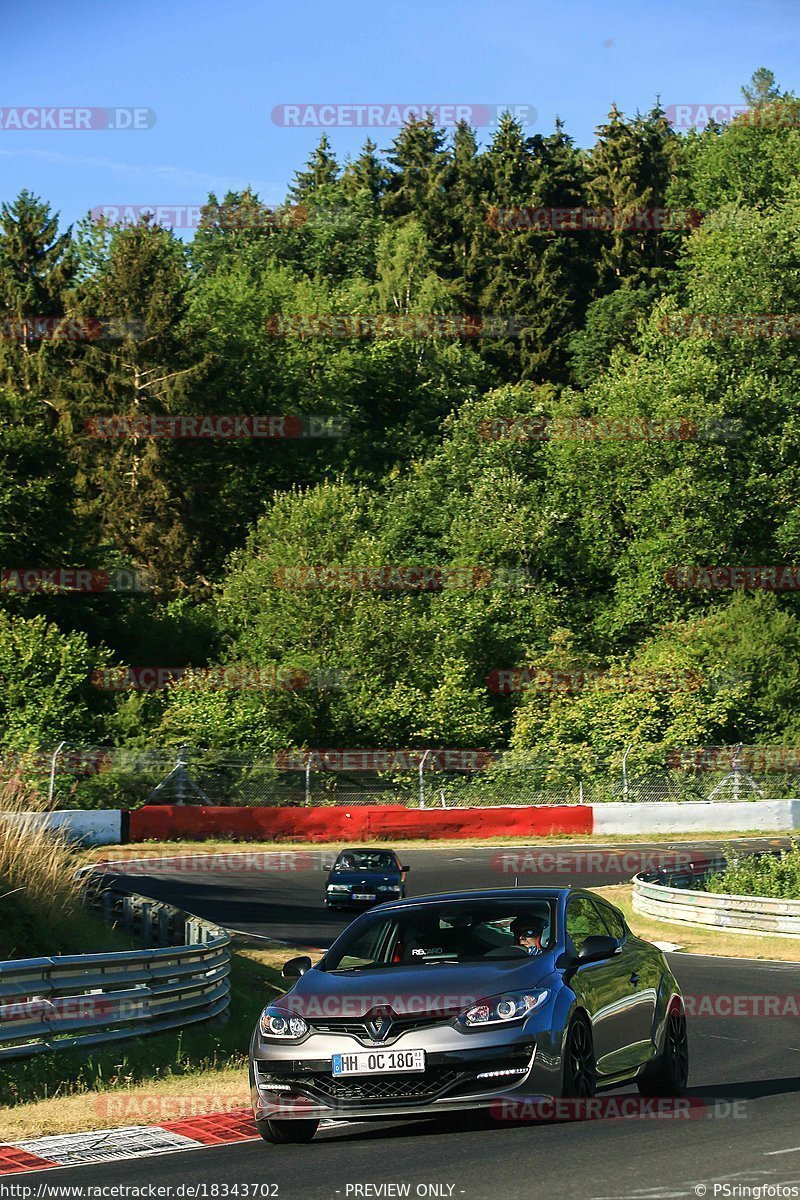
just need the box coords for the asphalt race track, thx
[22,840,800,1200]
[104,837,788,947]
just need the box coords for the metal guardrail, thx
[0,875,231,1060]
[632,853,800,937]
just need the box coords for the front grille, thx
[262,1067,463,1105]
[257,1050,534,1108]
[308,1013,449,1043]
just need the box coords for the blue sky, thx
[2,0,798,234]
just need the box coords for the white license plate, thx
[351,893,376,901]
[332,1049,425,1076]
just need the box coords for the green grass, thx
[0,889,128,960]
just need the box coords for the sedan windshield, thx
[324,900,558,970]
[335,852,398,871]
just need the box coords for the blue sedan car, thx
[324,847,409,909]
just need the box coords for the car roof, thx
[374,886,577,911]
[337,847,397,856]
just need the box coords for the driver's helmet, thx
[510,914,547,944]
[340,854,355,869]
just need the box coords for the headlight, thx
[377,885,401,892]
[457,990,549,1028]
[326,884,350,893]
[259,1006,308,1039]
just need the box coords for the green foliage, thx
[4,72,800,788]
[0,612,108,749]
[705,839,800,900]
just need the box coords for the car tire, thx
[637,1000,689,1097]
[561,1014,596,1099]
[256,1117,319,1144]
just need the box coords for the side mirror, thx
[282,955,312,980]
[577,935,620,964]
[402,865,410,873]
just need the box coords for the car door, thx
[595,898,660,1066]
[565,895,646,1078]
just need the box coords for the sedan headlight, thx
[326,884,350,893]
[457,990,549,1028]
[259,1006,308,1039]
[377,885,401,892]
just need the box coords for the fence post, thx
[158,906,171,946]
[622,744,632,802]
[418,749,431,809]
[47,740,67,809]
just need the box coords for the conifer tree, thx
[0,191,73,314]
[289,134,340,202]
[343,139,390,203]
[383,114,450,222]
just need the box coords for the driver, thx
[510,914,547,956]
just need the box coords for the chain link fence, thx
[6,745,800,810]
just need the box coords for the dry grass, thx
[0,775,84,938]
[0,774,121,959]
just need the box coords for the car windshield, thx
[335,852,397,871]
[324,899,558,970]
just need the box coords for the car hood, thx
[277,956,557,1019]
[326,871,401,885]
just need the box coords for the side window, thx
[566,896,610,954]
[597,901,626,942]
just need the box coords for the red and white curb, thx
[0,1109,261,1174]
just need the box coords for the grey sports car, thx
[249,887,688,1143]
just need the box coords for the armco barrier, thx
[632,868,800,937]
[0,883,230,1060]
[129,804,593,842]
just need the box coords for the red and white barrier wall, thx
[12,801,800,845]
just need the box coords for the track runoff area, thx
[2,838,799,1200]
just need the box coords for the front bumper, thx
[324,891,403,908]
[250,1025,564,1122]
